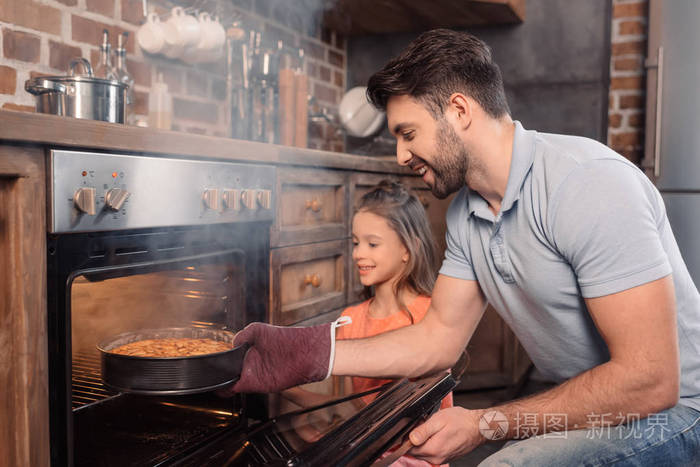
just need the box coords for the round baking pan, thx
[98,327,248,395]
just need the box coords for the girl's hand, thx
[290,412,325,443]
[407,407,486,464]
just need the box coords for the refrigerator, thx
[644,0,700,286]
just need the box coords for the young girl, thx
[338,180,453,466]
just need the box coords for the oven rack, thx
[72,351,119,410]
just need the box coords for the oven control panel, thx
[49,150,276,233]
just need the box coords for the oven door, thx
[47,223,269,466]
[169,372,457,467]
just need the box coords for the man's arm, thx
[332,274,487,378]
[408,275,680,464]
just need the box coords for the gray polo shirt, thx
[440,121,700,411]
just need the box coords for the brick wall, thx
[608,0,647,164]
[0,0,346,151]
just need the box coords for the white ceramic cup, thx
[208,18,226,50]
[196,12,215,51]
[167,7,200,49]
[161,18,184,59]
[136,13,165,54]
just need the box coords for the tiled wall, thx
[608,0,647,164]
[0,0,346,151]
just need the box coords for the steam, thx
[71,260,243,358]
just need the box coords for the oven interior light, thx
[158,402,234,417]
[192,320,215,326]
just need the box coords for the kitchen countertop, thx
[0,110,405,174]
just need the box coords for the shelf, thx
[322,0,525,35]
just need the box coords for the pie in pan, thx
[110,337,233,357]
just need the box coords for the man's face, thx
[386,95,469,199]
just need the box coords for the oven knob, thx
[202,188,220,210]
[256,189,272,210]
[222,189,241,211]
[104,188,130,211]
[241,189,257,210]
[74,187,96,215]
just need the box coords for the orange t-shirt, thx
[336,295,453,411]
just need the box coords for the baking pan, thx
[98,327,247,395]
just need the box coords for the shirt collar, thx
[467,120,536,220]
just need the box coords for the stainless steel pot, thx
[25,58,127,123]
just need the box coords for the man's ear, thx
[446,93,472,131]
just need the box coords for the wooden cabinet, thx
[271,168,347,248]
[270,167,350,325]
[270,239,348,325]
[0,144,50,466]
[323,0,525,35]
[458,305,531,390]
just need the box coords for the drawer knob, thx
[303,274,321,288]
[305,199,322,212]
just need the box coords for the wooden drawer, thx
[271,168,348,247]
[270,239,348,325]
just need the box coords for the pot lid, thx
[26,74,126,87]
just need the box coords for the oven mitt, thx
[225,316,351,394]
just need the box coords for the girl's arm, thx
[332,274,486,378]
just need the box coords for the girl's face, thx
[352,211,409,288]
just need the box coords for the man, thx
[232,29,700,464]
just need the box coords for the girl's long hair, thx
[355,180,440,320]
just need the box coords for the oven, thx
[46,150,273,465]
[46,149,456,466]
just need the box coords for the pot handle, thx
[24,79,67,95]
[69,57,94,77]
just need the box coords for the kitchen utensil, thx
[294,72,309,147]
[339,86,386,138]
[148,72,172,129]
[278,66,296,145]
[25,57,127,123]
[167,6,200,49]
[197,12,226,52]
[98,327,248,395]
[136,12,166,54]
[162,17,185,59]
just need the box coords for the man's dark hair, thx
[367,29,510,119]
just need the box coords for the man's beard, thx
[428,120,470,199]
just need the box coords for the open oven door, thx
[170,371,457,466]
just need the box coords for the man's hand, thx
[407,407,486,464]
[219,322,333,394]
